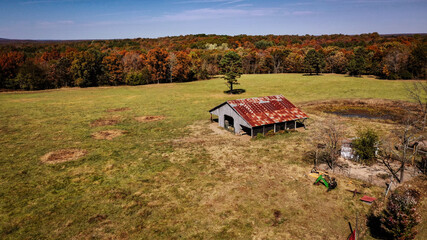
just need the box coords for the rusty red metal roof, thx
[225,95,308,127]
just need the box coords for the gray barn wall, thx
[210,104,251,134]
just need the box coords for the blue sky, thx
[0,0,426,40]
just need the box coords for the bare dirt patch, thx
[41,149,88,164]
[316,158,421,188]
[90,116,121,127]
[106,107,130,112]
[302,99,419,123]
[134,116,165,123]
[91,130,127,140]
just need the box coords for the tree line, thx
[0,33,426,90]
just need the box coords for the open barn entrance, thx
[240,125,251,136]
[224,114,234,132]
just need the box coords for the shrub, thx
[353,128,379,164]
[255,133,265,139]
[367,188,421,240]
[381,189,421,239]
[265,129,275,137]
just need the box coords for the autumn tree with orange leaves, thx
[171,51,192,82]
[0,33,426,90]
[146,48,169,84]
[102,53,125,85]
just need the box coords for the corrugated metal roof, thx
[224,95,309,127]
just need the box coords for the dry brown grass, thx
[91,130,127,140]
[160,106,424,239]
[40,149,88,164]
[156,120,383,239]
[134,116,165,123]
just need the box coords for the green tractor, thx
[314,174,337,192]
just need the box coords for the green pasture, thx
[0,74,423,239]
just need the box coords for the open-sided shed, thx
[209,95,308,137]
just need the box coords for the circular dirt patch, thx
[91,129,127,140]
[90,116,121,127]
[106,107,130,112]
[41,149,88,164]
[135,116,165,123]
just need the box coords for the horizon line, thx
[1,32,427,42]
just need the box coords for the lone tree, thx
[220,51,242,93]
[304,49,325,75]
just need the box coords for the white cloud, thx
[292,11,314,16]
[36,20,74,27]
[153,7,283,21]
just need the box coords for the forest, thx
[0,33,426,90]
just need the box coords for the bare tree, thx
[168,52,176,83]
[313,120,345,170]
[383,48,410,76]
[379,121,422,183]
[406,81,427,128]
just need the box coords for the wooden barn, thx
[209,95,309,137]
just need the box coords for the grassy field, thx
[0,73,425,239]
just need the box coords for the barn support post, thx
[251,128,254,138]
[263,126,265,136]
[285,122,287,130]
[274,124,277,133]
[294,121,296,130]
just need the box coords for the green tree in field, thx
[220,51,242,93]
[304,49,325,75]
[348,47,368,77]
[353,128,379,163]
